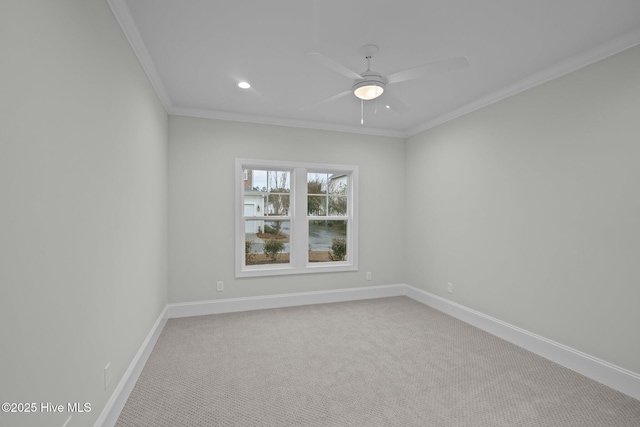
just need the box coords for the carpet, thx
[115,296,640,426]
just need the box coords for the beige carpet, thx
[115,297,640,426]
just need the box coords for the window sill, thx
[236,262,358,278]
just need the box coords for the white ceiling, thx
[108,0,640,138]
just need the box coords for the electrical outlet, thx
[366,272,372,281]
[216,281,224,292]
[104,362,111,390]
[447,282,453,294]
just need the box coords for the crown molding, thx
[169,106,407,139]
[107,0,173,111]
[406,28,640,138]
[108,0,640,140]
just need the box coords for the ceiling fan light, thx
[353,83,384,100]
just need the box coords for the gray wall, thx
[168,116,405,303]
[405,45,640,374]
[0,1,168,426]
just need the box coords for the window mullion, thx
[291,167,308,269]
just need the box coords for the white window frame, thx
[235,158,358,278]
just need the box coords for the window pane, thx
[244,169,290,194]
[307,173,327,193]
[244,169,290,217]
[250,169,268,191]
[267,194,290,216]
[308,173,328,216]
[328,195,347,216]
[243,195,264,217]
[328,173,348,216]
[267,170,290,192]
[245,220,290,265]
[308,220,347,263]
[328,174,348,196]
[308,172,348,216]
[308,194,327,216]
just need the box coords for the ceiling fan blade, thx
[300,89,352,111]
[308,52,363,80]
[386,56,469,84]
[382,92,409,114]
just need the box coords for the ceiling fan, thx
[303,44,469,116]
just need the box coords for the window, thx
[236,158,358,277]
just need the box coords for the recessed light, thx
[238,81,251,89]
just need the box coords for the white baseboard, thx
[97,283,639,424]
[167,284,407,318]
[404,284,640,401]
[95,306,168,427]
